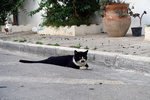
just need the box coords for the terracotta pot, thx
[103,3,131,37]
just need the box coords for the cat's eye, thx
[84,57,87,59]
[79,57,82,59]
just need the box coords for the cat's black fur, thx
[19,50,89,69]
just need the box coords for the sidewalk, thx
[0,31,149,57]
[0,31,150,73]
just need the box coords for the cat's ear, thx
[74,50,78,55]
[85,50,88,54]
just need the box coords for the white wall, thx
[18,0,43,27]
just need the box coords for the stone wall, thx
[37,24,103,36]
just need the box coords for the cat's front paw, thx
[80,66,92,70]
[80,66,87,70]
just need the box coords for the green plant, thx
[30,0,100,27]
[124,52,128,55]
[99,0,113,15]
[47,43,60,46]
[13,40,18,42]
[54,43,60,46]
[41,36,46,39]
[36,41,43,45]
[84,46,89,50]
[115,10,128,17]
[129,10,147,26]
[47,44,52,46]
[70,43,81,49]
[0,0,25,25]
[93,46,97,50]
[19,39,27,42]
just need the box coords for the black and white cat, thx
[19,50,91,70]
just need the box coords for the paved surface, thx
[1,49,150,100]
[0,31,150,57]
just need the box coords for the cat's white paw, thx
[80,66,87,70]
[80,66,92,70]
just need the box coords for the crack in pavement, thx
[0,76,125,85]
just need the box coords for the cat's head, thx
[74,50,88,66]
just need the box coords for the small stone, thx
[65,38,69,40]
[89,88,94,90]
[20,85,24,87]
[99,83,103,85]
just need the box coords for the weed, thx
[70,43,81,49]
[124,53,129,55]
[36,41,43,45]
[41,36,46,39]
[13,40,18,42]
[54,43,60,46]
[84,46,89,49]
[47,44,52,46]
[47,43,60,46]
[19,39,27,43]
[93,46,97,50]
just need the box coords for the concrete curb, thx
[0,40,150,73]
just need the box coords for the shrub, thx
[30,0,100,27]
[0,0,25,25]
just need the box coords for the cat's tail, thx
[19,60,43,63]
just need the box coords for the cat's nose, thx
[81,60,85,63]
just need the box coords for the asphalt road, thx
[0,48,150,100]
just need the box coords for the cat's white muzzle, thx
[73,57,87,67]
